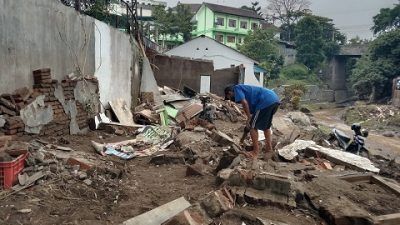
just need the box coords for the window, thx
[216,17,224,26]
[228,19,237,28]
[237,37,243,44]
[215,34,224,43]
[254,72,261,82]
[227,35,236,43]
[251,22,259,30]
[240,21,248,29]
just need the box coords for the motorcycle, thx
[328,123,370,158]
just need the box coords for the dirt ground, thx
[312,108,400,157]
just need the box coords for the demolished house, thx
[0,1,400,225]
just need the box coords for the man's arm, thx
[240,99,251,126]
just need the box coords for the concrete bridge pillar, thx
[330,56,348,102]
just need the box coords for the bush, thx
[281,83,307,110]
[280,64,309,80]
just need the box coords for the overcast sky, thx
[164,0,399,39]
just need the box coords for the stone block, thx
[66,157,93,170]
[210,130,234,146]
[264,175,291,196]
[201,190,233,218]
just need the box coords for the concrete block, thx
[210,130,234,146]
[264,175,291,196]
[66,157,94,170]
[201,190,233,218]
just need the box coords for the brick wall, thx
[0,69,98,137]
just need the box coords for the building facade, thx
[166,36,266,87]
[191,3,263,49]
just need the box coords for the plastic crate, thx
[0,152,28,189]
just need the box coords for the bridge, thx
[327,44,368,102]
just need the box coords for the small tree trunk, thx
[74,0,81,11]
[369,86,377,103]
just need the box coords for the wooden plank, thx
[122,197,191,225]
[371,176,400,197]
[374,213,400,225]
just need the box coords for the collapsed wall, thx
[0,69,99,137]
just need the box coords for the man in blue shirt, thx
[225,84,280,159]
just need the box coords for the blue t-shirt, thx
[234,84,280,114]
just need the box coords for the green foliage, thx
[173,4,196,41]
[294,15,345,70]
[294,16,324,70]
[241,1,263,16]
[153,4,195,42]
[372,4,400,34]
[349,29,400,101]
[239,29,283,79]
[282,83,307,110]
[280,64,309,80]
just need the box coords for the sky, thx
[163,0,399,40]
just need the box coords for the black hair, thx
[224,85,234,95]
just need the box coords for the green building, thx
[191,3,263,49]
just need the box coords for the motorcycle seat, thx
[333,129,351,143]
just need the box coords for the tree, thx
[349,29,400,101]
[266,0,311,41]
[294,16,324,70]
[294,15,345,70]
[372,4,400,35]
[173,4,196,42]
[241,1,263,16]
[348,36,370,45]
[312,16,346,59]
[153,4,195,42]
[60,0,126,28]
[238,29,283,79]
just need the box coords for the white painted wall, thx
[94,20,133,110]
[166,37,262,86]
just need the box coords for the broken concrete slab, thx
[374,213,400,225]
[211,130,235,146]
[278,140,315,161]
[140,56,163,107]
[306,145,380,173]
[122,197,191,225]
[0,115,6,128]
[66,100,83,135]
[20,95,53,134]
[278,140,380,173]
[109,99,135,126]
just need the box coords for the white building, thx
[166,35,266,87]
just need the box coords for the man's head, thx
[224,85,235,101]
